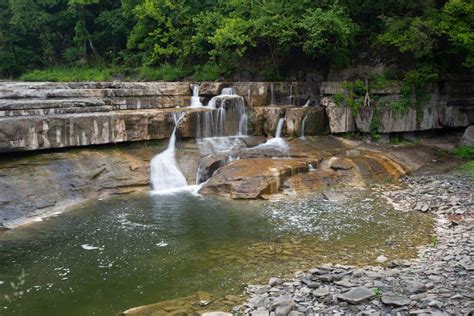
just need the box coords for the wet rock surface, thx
[0,142,164,228]
[234,173,473,315]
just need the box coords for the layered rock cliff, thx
[1,80,472,153]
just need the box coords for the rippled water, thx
[0,191,432,315]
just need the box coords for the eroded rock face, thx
[0,142,164,228]
[198,138,413,199]
[325,106,356,133]
[0,81,327,152]
[199,158,320,199]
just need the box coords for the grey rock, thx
[428,300,444,309]
[406,281,427,294]
[337,287,374,304]
[275,303,294,316]
[312,287,330,297]
[459,125,474,146]
[381,295,411,307]
[269,278,284,287]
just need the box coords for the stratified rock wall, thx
[0,79,472,153]
[321,79,473,134]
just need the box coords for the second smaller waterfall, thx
[300,114,308,139]
[275,117,285,138]
[190,84,203,108]
[258,117,288,151]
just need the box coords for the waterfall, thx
[275,117,285,138]
[150,112,188,192]
[196,87,248,138]
[300,114,308,139]
[303,99,311,107]
[270,83,276,105]
[257,117,288,151]
[288,84,294,106]
[190,84,203,108]
[194,87,249,184]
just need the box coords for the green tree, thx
[440,0,474,67]
[300,5,358,66]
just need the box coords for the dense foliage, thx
[0,0,472,80]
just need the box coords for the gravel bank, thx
[234,173,473,315]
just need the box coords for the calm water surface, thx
[0,191,432,315]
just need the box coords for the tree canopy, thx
[0,0,472,80]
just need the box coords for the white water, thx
[196,87,248,138]
[153,87,250,189]
[190,84,203,108]
[258,117,288,150]
[150,112,189,193]
[270,83,276,105]
[300,114,308,139]
[303,98,311,107]
[193,87,249,183]
[275,117,285,138]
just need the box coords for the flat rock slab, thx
[381,295,411,306]
[199,158,319,199]
[337,287,373,304]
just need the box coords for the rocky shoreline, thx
[233,173,473,315]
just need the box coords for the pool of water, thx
[0,190,432,315]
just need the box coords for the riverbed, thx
[0,189,432,315]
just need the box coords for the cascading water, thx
[303,98,311,107]
[300,114,308,139]
[150,112,188,193]
[275,117,285,138]
[190,84,203,108]
[196,87,248,139]
[194,87,249,184]
[270,83,276,105]
[257,117,288,151]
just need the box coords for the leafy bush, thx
[369,72,398,90]
[333,93,345,106]
[453,146,474,159]
[340,80,366,115]
[192,63,222,81]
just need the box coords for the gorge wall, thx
[0,80,472,153]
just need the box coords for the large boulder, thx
[460,126,474,146]
[199,158,319,199]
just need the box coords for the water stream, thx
[195,87,247,138]
[300,114,308,139]
[190,84,203,108]
[259,117,288,150]
[150,112,189,193]
[0,191,432,315]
